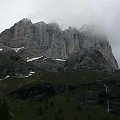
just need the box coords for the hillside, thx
[0,70,120,120]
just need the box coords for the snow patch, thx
[27,56,43,62]
[30,71,35,74]
[55,59,66,62]
[42,57,66,62]
[43,57,49,60]
[26,56,65,62]
[0,48,3,51]
[24,74,32,78]
[0,75,10,81]
[24,71,35,78]
[12,47,25,52]
[15,71,35,78]
[5,75,10,79]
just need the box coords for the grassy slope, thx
[9,94,119,120]
[40,70,117,85]
[0,70,116,94]
[0,70,120,120]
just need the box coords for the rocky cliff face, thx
[64,49,115,71]
[0,18,118,71]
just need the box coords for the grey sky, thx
[0,0,120,65]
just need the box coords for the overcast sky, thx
[0,0,120,65]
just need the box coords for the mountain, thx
[0,18,120,120]
[0,18,118,71]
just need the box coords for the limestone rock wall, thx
[0,19,118,70]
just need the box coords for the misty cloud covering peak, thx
[0,0,120,65]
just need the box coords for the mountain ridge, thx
[0,18,118,71]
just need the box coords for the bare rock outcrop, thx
[0,18,118,71]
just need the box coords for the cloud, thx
[0,0,120,65]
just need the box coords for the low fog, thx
[0,0,120,65]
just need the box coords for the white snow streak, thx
[0,48,3,51]
[55,59,66,62]
[26,56,66,62]
[43,57,49,60]
[16,71,35,78]
[12,47,25,52]
[0,75,10,81]
[27,56,43,62]
[24,71,35,78]
[30,71,35,74]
